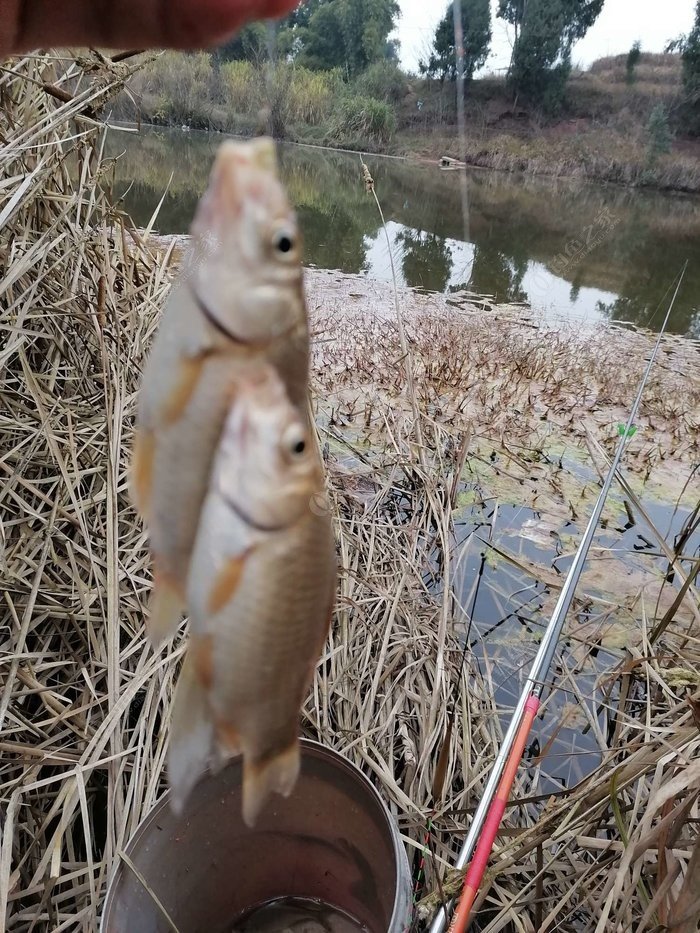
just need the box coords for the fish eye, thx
[272,229,295,256]
[281,423,308,459]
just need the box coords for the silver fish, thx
[167,364,336,826]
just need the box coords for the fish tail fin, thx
[167,649,213,816]
[147,567,185,649]
[242,741,300,829]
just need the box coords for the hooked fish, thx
[131,136,310,648]
[167,364,336,826]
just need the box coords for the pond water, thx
[447,472,700,796]
[105,124,700,336]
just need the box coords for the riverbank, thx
[111,51,700,194]
[117,99,700,194]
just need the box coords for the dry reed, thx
[1,53,699,933]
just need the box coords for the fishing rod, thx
[428,264,687,933]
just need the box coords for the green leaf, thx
[618,424,637,438]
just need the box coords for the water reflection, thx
[397,229,453,293]
[106,125,700,336]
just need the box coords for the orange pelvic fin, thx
[167,648,213,816]
[242,740,300,829]
[207,549,253,615]
[147,566,185,649]
[161,355,206,426]
[130,429,155,520]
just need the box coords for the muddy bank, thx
[145,235,699,630]
[303,268,699,625]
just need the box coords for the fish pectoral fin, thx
[210,719,241,773]
[242,741,300,829]
[147,568,186,649]
[167,649,214,816]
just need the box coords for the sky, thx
[395,0,697,75]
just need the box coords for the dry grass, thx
[0,52,176,931]
[414,127,700,193]
[1,53,699,933]
[588,53,683,85]
[303,274,700,931]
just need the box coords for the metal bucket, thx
[101,739,412,932]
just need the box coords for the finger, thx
[1,0,300,56]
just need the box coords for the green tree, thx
[289,0,400,76]
[625,40,641,84]
[498,0,604,106]
[646,103,673,166]
[338,0,400,75]
[295,3,346,71]
[420,0,492,81]
[215,22,267,62]
[681,2,700,98]
[667,2,700,133]
[277,0,328,57]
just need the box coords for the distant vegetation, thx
[626,41,642,85]
[111,0,700,192]
[667,0,700,133]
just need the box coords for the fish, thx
[167,363,336,827]
[131,136,310,648]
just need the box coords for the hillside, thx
[398,54,700,190]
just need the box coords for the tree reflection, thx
[296,205,371,274]
[451,244,528,304]
[595,264,700,335]
[396,229,453,292]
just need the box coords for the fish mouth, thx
[220,490,294,533]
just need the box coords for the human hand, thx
[0,0,299,57]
